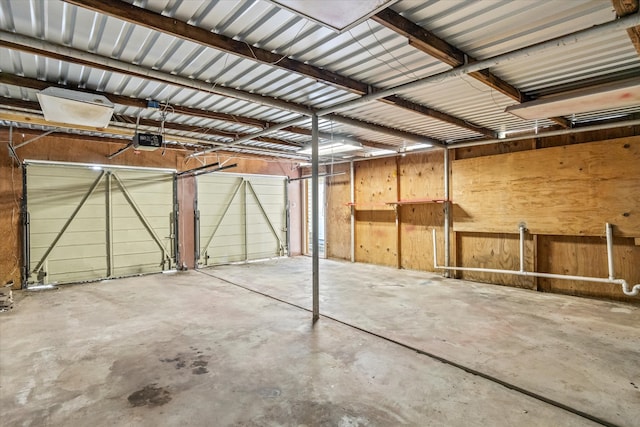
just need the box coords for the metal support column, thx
[21,164,30,288]
[443,148,451,278]
[106,172,113,277]
[172,174,179,265]
[312,114,320,323]
[350,161,355,263]
[243,180,248,262]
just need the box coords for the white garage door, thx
[196,173,287,266]
[24,161,176,285]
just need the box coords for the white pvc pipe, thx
[316,14,640,117]
[519,225,526,273]
[432,227,640,297]
[606,223,615,281]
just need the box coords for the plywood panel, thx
[398,151,445,200]
[400,204,445,271]
[538,235,640,304]
[456,232,536,289]
[355,210,397,267]
[453,136,640,236]
[454,139,534,160]
[326,163,351,260]
[354,158,398,266]
[354,157,397,210]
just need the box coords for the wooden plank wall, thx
[324,128,639,303]
[354,157,398,267]
[538,235,640,301]
[450,131,639,304]
[455,232,536,289]
[398,151,446,271]
[452,136,640,236]
[323,152,447,271]
[325,163,351,260]
[0,129,302,290]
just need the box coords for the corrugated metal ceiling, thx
[1,0,639,160]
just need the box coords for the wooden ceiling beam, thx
[0,96,299,148]
[63,0,492,136]
[0,73,146,109]
[64,0,368,94]
[2,37,435,149]
[372,8,572,129]
[0,74,383,145]
[612,0,640,54]
[1,94,402,152]
[382,95,495,138]
[373,9,524,102]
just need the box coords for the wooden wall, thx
[323,128,640,304]
[320,152,447,271]
[0,129,302,289]
[452,136,640,236]
[325,163,351,260]
[398,151,446,271]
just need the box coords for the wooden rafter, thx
[372,8,572,129]
[0,80,399,151]
[63,0,493,137]
[0,38,436,149]
[0,97,299,148]
[612,0,640,55]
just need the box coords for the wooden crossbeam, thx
[63,0,493,136]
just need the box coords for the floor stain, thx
[127,384,172,407]
[191,360,209,374]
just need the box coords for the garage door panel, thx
[26,162,175,285]
[197,173,286,266]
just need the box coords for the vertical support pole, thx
[349,161,355,263]
[106,172,113,277]
[519,224,526,273]
[243,180,248,262]
[606,223,615,280]
[395,156,401,269]
[21,163,30,289]
[194,178,200,268]
[312,114,320,323]
[285,179,290,257]
[173,174,179,266]
[443,148,451,278]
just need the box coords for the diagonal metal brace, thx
[33,170,105,274]
[245,180,285,253]
[200,177,244,260]
[112,173,170,267]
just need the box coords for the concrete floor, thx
[0,257,638,426]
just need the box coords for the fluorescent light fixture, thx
[298,142,362,156]
[404,143,433,151]
[37,87,114,128]
[366,148,396,157]
[505,78,640,120]
[270,0,398,33]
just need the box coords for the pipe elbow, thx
[622,282,640,297]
